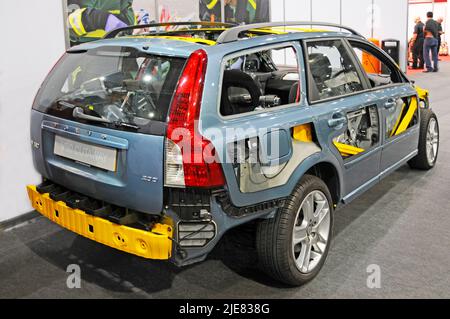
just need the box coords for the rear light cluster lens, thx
[165,49,225,189]
[164,139,185,188]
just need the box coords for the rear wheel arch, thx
[304,162,342,206]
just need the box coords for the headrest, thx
[309,53,332,81]
[221,70,261,116]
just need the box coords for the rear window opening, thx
[34,46,186,131]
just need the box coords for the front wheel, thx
[409,109,439,170]
[256,175,333,286]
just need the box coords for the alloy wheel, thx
[426,118,439,166]
[292,190,331,274]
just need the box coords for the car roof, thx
[69,26,362,58]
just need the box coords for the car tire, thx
[256,174,333,286]
[408,109,439,170]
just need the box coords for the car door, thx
[347,39,420,175]
[303,38,383,201]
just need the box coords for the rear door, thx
[31,46,186,214]
[347,39,420,174]
[203,42,320,208]
[303,38,383,200]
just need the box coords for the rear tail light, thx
[165,49,225,188]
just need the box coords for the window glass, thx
[306,40,364,101]
[34,46,186,127]
[221,46,300,116]
[349,42,403,88]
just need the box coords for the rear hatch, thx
[31,46,187,214]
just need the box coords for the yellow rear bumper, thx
[26,185,173,260]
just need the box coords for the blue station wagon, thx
[27,22,439,285]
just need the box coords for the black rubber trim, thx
[214,190,285,218]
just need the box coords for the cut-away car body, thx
[28,22,439,286]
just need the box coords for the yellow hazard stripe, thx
[127,35,217,45]
[249,0,257,10]
[250,27,326,35]
[207,0,219,10]
[69,8,87,36]
[395,97,418,136]
[390,102,406,138]
[334,142,365,156]
[84,30,107,38]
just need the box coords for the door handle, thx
[328,113,347,129]
[384,98,397,109]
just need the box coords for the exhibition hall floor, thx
[1,63,449,299]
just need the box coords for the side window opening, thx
[306,40,364,102]
[220,46,300,116]
[349,41,404,88]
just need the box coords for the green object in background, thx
[68,0,135,45]
[247,0,256,23]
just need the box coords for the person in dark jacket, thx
[423,11,440,73]
[67,0,136,46]
[234,0,270,24]
[200,0,270,24]
[199,0,222,22]
[411,17,425,69]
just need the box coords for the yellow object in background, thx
[362,38,381,74]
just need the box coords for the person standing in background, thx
[423,11,440,73]
[437,17,444,57]
[411,17,425,69]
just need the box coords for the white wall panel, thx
[341,0,373,38]
[271,0,285,21]
[434,2,448,43]
[311,0,341,24]
[285,0,311,22]
[374,0,409,71]
[0,0,66,222]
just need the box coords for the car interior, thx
[349,41,405,88]
[220,48,301,116]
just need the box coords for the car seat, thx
[309,53,332,93]
[221,70,262,116]
[288,82,300,104]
